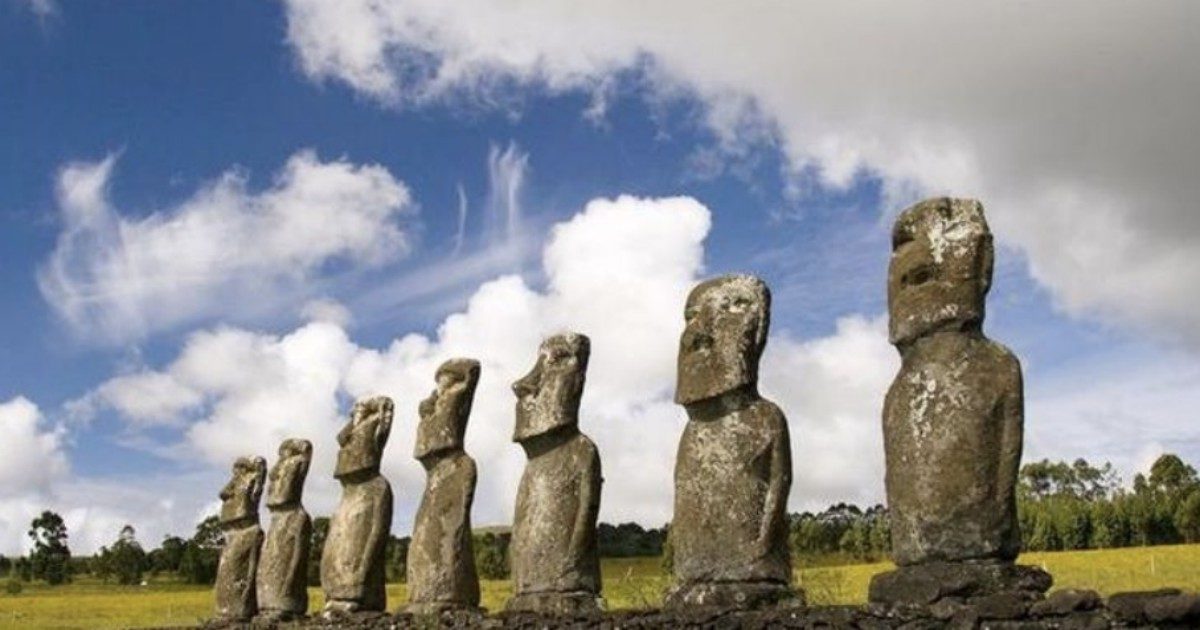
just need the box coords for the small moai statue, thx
[214,455,267,621]
[404,358,482,615]
[506,333,604,615]
[321,396,395,617]
[664,274,801,611]
[868,197,1051,608]
[255,439,313,621]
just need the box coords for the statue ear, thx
[249,470,265,503]
[375,410,393,447]
[977,233,995,296]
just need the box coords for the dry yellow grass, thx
[2,545,1198,629]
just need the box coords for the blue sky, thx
[1,1,1197,553]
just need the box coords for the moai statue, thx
[868,197,1050,608]
[215,456,267,621]
[665,274,800,611]
[256,439,313,621]
[506,333,604,615]
[321,396,395,616]
[404,358,482,615]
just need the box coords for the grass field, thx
[2,545,1198,629]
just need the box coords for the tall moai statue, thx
[869,198,1050,608]
[215,456,267,621]
[665,274,800,611]
[256,439,313,621]
[404,358,482,615]
[506,333,604,615]
[321,396,395,616]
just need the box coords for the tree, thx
[385,535,409,583]
[307,517,329,587]
[147,535,186,575]
[1148,454,1199,496]
[473,532,510,580]
[28,511,71,585]
[1174,490,1200,543]
[107,525,147,585]
[179,516,222,585]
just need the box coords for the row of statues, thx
[213,197,1049,620]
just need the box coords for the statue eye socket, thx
[728,297,751,313]
[903,265,934,286]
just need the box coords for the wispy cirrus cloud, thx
[38,150,416,343]
[282,0,1200,346]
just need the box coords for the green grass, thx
[2,545,1198,629]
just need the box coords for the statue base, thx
[868,561,1051,615]
[504,590,604,616]
[402,601,484,616]
[664,580,804,611]
[253,608,304,623]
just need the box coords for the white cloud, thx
[0,397,68,498]
[0,396,216,556]
[1025,349,1200,485]
[20,0,57,20]
[38,150,415,343]
[82,194,896,534]
[282,0,1200,344]
[351,141,535,324]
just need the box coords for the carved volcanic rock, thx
[667,275,799,611]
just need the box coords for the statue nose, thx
[682,329,713,353]
[512,372,539,397]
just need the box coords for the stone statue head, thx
[219,455,267,526]
[512,332,590,442]
[334,396,394,480]
[675,274,771,405]
[266,438,312,509]
[415,358,481,461]
[888,197,994,347]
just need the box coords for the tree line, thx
[3,453,1197,588]
[781,453,1200,562]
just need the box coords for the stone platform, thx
[186,588,1200,629]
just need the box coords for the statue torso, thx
[511,433,602,595]
[672,398,791,584]
[883,333,1022,565]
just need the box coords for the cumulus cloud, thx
[1025,349,1200,483]
[38,150,415,343]
[282,0,1200,344]
[81,195,896,534]
[0,396,190,556]
[0,397,68,498]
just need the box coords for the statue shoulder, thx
[456,451,478,476]
[751,398,789,435]
[981,338,1023,381]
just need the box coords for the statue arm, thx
[289,514,312,591]
[759,412,792,555]
[570,445,603,561]
[998,355,1025,505]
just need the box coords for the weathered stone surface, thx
[322,396,395,616]
[507,333,604,615]
[666,275,799,611]
[873,198,1045,609]
[256,439,313,621]
[1029,589,1100,617]
[405,358,482,615]
[1143,592,1200,624]
[1106,588,1182,624]
[215,456,266,621]
[883,198,1021,567]
[198,596,1200,628]
[868,562,1052,608]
